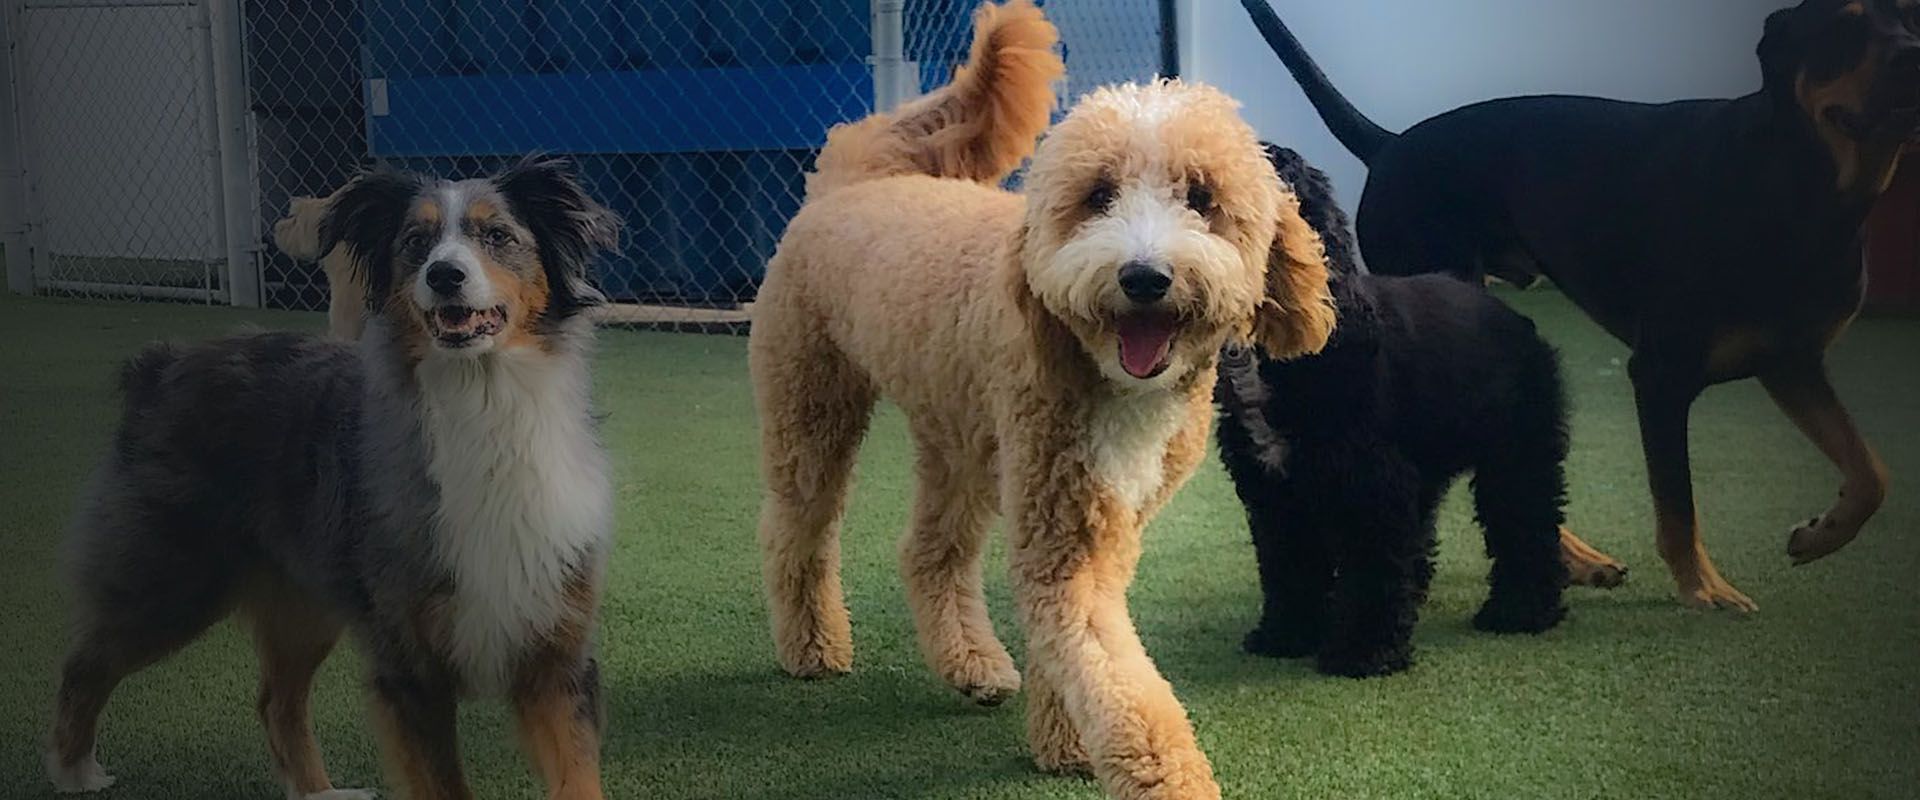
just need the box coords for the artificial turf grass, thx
[0,290,1914,799]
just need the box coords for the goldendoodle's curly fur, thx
[1214,145,1626,678]
[748,3,1335,797]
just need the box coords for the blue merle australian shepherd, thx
[45,157,621,800]
[1215,145,1631,678]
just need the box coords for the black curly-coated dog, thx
[1214,145,1620,678]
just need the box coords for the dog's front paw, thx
[1472,597,1567,634]
[1241,625,1320,658]
[46,751,115,794]
[937,647,1022,707]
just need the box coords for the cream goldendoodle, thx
[273,189,365,339]
[750,2,1335,798]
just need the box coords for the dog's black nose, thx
[425,261,465,296]
[1118,261,1172,303]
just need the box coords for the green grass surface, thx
[1,290,1916,799]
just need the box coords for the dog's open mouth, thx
[1115,312,1179,379]
[426,304,507,347]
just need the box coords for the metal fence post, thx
[0,0,31,295]
[207,0,258,307]
[870,0,916,113]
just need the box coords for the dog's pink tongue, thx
[1117,316,1175,379]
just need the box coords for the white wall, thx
[18,4,218,260]
[1184,0,1795,214]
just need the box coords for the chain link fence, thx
[1,0,1171,325]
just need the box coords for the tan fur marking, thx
[1655,510,1757,611]
[512,678,604,800]
[242,580,346,797]
[464,199,500,224]
[1705,327,1775,378]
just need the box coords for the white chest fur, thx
[1086,388,1186,512]
[414,347,610,695]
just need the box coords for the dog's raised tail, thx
[117,342,180,408]
[806,0,1063,198]
[1238,0,1395,165]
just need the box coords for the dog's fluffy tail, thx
[118,342,180,408]
[806,0,1063,198]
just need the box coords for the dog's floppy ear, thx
[494,155,622,313]
[1251,184,1337,361]
[320,166,420,308]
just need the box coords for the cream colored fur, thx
[750,3,1335,799]
[273,190,365,339]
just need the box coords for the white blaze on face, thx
[411,184,499,312]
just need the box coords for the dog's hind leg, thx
[1241,491,1335,659]
[901,426,1020,706]
[370,670,471,800]
[513,656,605,800]
[1760,358,1889,566]
[1317,455,1426,678]
[751,322,876,679]
[1469,454,1571,634]
[241,581,364,800]
[48,515,242,793]
[1630,353,1757,611]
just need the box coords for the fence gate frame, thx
[1,0,33,295]
[0,0,258,304]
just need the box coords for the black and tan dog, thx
[1242,0,1919,610]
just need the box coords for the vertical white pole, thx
[870,0,916,113]
[206,0,257,306]
[0,0,31,295]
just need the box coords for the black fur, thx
[319,165,420,305]
[495,155,621,315]
[1244,0,1917,600]
[1216,146,1571,678]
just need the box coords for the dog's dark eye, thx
[401,233,428,253]
[1085,180,1116,214]
[1186,182,1214,215]
[483,228,515,248]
